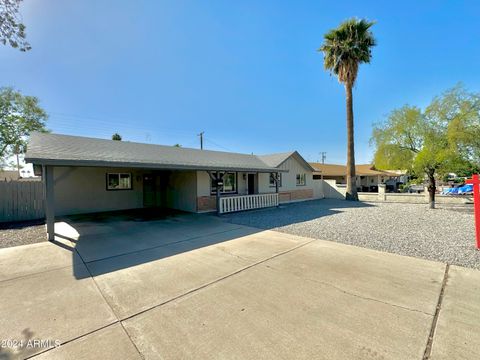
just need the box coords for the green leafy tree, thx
[112,133,122,141]
[0,87,48,171]
[0,0,31,51]
[319,18,376,200]
[371,85,480,208]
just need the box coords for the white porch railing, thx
[219,193,279,214]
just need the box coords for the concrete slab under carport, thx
[54,211,245,263]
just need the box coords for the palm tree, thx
[319,18,376,200]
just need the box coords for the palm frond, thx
[319,18,376,85]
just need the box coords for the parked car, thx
[405,184,424,193]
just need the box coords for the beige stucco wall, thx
[324,175,345,184]
[197,156,314,198]
[52,166,199,216]
[165,170,197,212]
[197,171,211,197]
[380,193,472,205]
[324,180,472,205]
[195,156,316,210]
[323,180,346,199]
[258,156,314,194]
[312,179,325,199]
[52,166,145,216]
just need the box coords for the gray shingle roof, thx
[258,151,315,171]
[258,152,296,167]
[25,133,285,172]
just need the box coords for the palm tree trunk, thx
[345,83,358,201]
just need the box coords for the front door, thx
[143,174,156,207]
[247,174,255,195]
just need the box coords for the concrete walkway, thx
[0,213,479,359]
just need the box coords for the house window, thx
[211,172,237,194]
[107,173,132,190]
[296,173,306,186]
[269,173,282,187]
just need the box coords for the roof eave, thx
[24,157,288,173]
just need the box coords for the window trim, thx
[210,171,238,195]
[296,173,306,186]
[106,173,133,191]
[269,172,282,188]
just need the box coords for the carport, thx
[25,132,283,240]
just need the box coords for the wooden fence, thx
[0,180,45,223]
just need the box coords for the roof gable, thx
[259,151,315,171]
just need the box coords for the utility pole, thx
[198,131,204,150]
[320,152,327,164]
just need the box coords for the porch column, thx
[275,172,280,207]
[208,171,224,215]
[216,171,220,214]
[215,171,225,214]
[45,165,55,241]
[275,172,279,193]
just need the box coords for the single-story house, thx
[25,132,316,240]
[309,163,403,192]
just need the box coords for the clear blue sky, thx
[2,0,480,164]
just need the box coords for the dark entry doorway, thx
[247,174,255,195]
[143,174,156,207]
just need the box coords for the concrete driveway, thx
[0,211,479,359]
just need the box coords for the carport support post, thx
[45,165,55,241]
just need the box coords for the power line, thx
[48,112,196,136]
[47,111,235,152]
[204,138,233,152]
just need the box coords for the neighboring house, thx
[0,170,19,181]
[310,163,403,192]
[25,133,317,240]
[0,166,41,181]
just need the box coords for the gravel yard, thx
[223,199,480,269]
[0,220,46,249]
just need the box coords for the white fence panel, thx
[219,193,279,214]
[0,180,45,222]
